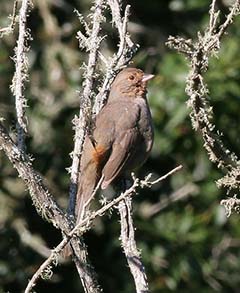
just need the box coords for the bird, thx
[74,67,154,227]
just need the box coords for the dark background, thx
[1,0,240,292]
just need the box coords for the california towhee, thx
[75,67,154,226]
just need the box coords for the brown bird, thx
[76,67,154,225]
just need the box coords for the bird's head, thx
[109,68,154,100]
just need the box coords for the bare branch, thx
[0,122,66,228]
[108,0,134,54]
[166,36,193,56]
[209,0,218,35]
[145,165,183,186]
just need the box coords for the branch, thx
[66,1,111,291]
[68,0,105,217]
[0,122,100,293]
[217,0,240,39]
[93,1,138,114]
[25,165,182,292]
[0,122,66,229]
[117,165,183,291]
[166,0,240,215]
[11,0,32,151]
[119,198,149,293]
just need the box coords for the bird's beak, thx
[142,74,155,83]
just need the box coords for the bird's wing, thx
[101,127,139,189]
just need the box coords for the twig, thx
[24,165,182,292]
[146,165,183,186]
[119,198,149,293]
[107,0,134,57]
[0,0,18,37]
[209,0,218,35]
[0,122,66,229]
[93,1,138,114]
[220,195,240,217]
[11,0,32,151]
[217,0,240,39]
[117,166,182,292]
[80,175,105,223]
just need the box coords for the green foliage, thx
[0,0,240,292]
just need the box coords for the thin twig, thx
[147,165,183,186]
[217,0,240,39]
[209,0,218,34]
[0,0,18,37]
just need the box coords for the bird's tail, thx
[62,163,98,258]
[75,173,97,226]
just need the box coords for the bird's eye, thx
[128,75,135,81]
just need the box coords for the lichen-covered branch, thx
[0,122,100,293]
[68,0,105,217]
[66,2,107,290]
[166,0,240,216]
[10,0,32,151]
[24,165,182,293]
[220,196,240,217]
[0,122,66,229]
[119,198,149,293]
